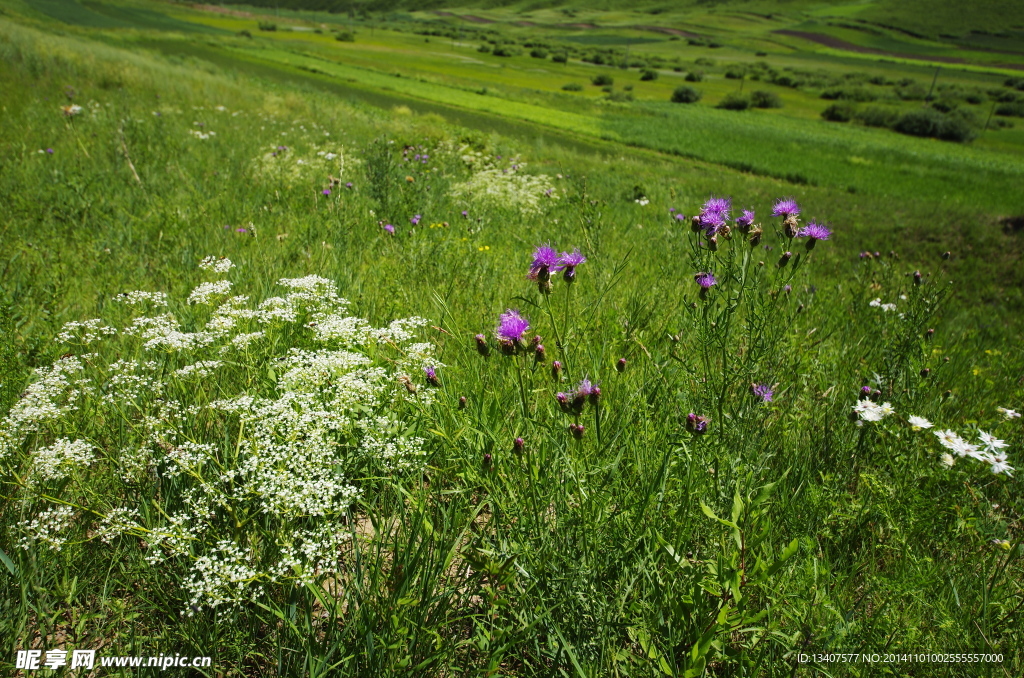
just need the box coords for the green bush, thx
[717,93,751,110]
[530,48,548,59]
[821,87,877,102]
[724,65,747,79]
[592,74,614,87]
[995,102,1024,117]
[750,90,782,109]
[857,106,899,128]
[335,31,355,42]
[552,53,568,64]
[492,45,522,57]
[895,84,928,101]
[694,57,716,67]
[821,103,856,122]
[964,91,986,105]
[685,70,704,83]
[893,109,977,142]
[931,98,959,114]
[258,21,276,31]
[239,30,252,38]
[640,69,658,82]
[477,44,491,53]
[670,85,701,103]
[562,83,583,92]
[606,91,634,103]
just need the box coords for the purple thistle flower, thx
[345,182,353,189]
[797,222,831,241]
[701,196,732,216]
[383,224,395,234]
[694,272,717,289]
[46,148,54,154]
[496,309,530,343]
[576,379,595,397]
[771,198,800,218]
[424,365,439,386]
[674,213,687,222]
[669,207,676,213]
[735,209,755,229]
[410,214,421,225]
[461,210,469,218]
[750,383,773,403]
[528,244,560,281]
[686,413,710,435]
[555,248,587,282]
[235,228,248,233]
[322,189,331,196]
[699,210,727,234]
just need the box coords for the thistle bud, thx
[482,452,493,473]
[690,215,702,232]
[424,365,440,387]
[920,368,931,378]
[616,358,627,373]
[556,391,571,414]
[589,386,601,406]
[475,333,490,357]
[925,328,935,339]
[569,423,585,439]
[719,224,732,240]
[871,389,882,401]
[531,335,542,348]
[458,396,467,410]
[535,344,546,363]
[538,279,553,295]
[707,235,718,251]
[913,270,922,285]
[551,360,563,381]
[513,437,525,453]
[943,389,952,399]
[778,251,792,267]
[783,215,799,239]
[749,226,763,246]
[685,413,710,435]
[942,251,951,260]
[860,386,872,396]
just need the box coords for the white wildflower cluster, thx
[55,319,117,344]
[250,144,346,189]
[189,129,216,140]
[199,256,235,273]
[852,398,894,422]
[933,429,1014,476]
[18,506,76,551]
[451,159,557,215]
[1,269,440,616]
[188,280,232,305]
[31,438,96,482]
[112,290,169,306]
[869,298,897,312]
[997,407,1020,419]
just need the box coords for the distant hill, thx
[210,0,1024,39]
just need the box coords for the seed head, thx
[474,333,491,357]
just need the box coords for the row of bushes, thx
[669,87,782,109]
[821,104,982,142]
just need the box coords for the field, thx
[1,0,1023,676]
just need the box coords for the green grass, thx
[1,6,1023,678]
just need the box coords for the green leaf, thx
[0,548,17,578]
[755,538,800,583]
[701,501,737,529]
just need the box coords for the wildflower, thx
[748,225,763,246]
[635,197,649,206]
[322,189,331,196]
[778,251,792,266]
[346,182,353,189]
[686,413,710,435]
[513,437,525,454]
[527,244,560,282]
[410,214,421,225]
[881,303,897,312]
[907,416,933,430]
[474,333,490,357]
[534,344,546,362]
[556,392,572,413]
[750,383,773,403]
[424,365,439,387]
[46,148,54,154]
[997,407,1021,419]
[860,385,872,396]
[616,358,627,373]
[496,309,530,348]
[482,452,493,472]
[458,396,467,409]
[694,272,716,290]
[797,222,831,249]
[989,453,1014,476]
[383,224,395,235]
[735,209,755,233]
[978,431,1008,453]
[853,399,891,422]
[199,256,234,274]
[940,453,955,467]
[569,423,585,439]
[461,210,469,218]
[61,104,83,117]
[771,198,800,218]
[555,249,587,283]
[551,360,562,380]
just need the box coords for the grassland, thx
[1,1,1023,676]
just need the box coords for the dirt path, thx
[775,29,1024,71]
[634,25,701,39]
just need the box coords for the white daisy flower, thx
[978,431,1008,452]
[907,415,933,430]
[996,407,1020,419]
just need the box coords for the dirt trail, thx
[775,29,1024,71]
[634,25,700,39]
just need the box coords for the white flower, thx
[635,197,649,206]
[853,399,885,422]
[933,429,960,449]
[996,407,1021,419]
[978,431,1008,453]
[188,280,232,305]
[940,453,955,468]
[878,402,895,416]
[907,415,933,430]
[881,303,897,312]
[61,104,83,117]
[869,298,881,307]
[952,438,988,461]
[989,453,1014,476]
[199,256,235,273]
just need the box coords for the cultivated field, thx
[1,0,1022,676]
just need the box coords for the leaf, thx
[755,538,800,583]
[0,548,17,578]
[700,501,737,529]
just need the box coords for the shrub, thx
[724,65,746,79]
[640,69,658,81]
[895,84,928,101]
[477,44,491,53]
[771,74,802,88]
[592,74,614,87]
[936,114,978,142]
[931,98,959,114]
[530,48,548,59]
[492,45,521,57]
[606,91,634,103]
[1004,76,1024,90]
[685,70,704,82]
[623,85,634,92]
[670,85,701,103]
[964,91,986,105]
[893,108,977,142]
[995,90,1019,103]
[717,93,751,110]
[552,53,568,64]
[335,31,355,42]
[750,90,782,108]
[562,83,583,92]
[995,102,1024,117]
[821,103,856,122]
[258,21,276,31]
[694,57,716,67]
[857,106,899,128]
[239,30,252,38]
[821,87,877,102]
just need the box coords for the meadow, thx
[1,1,1023,676]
